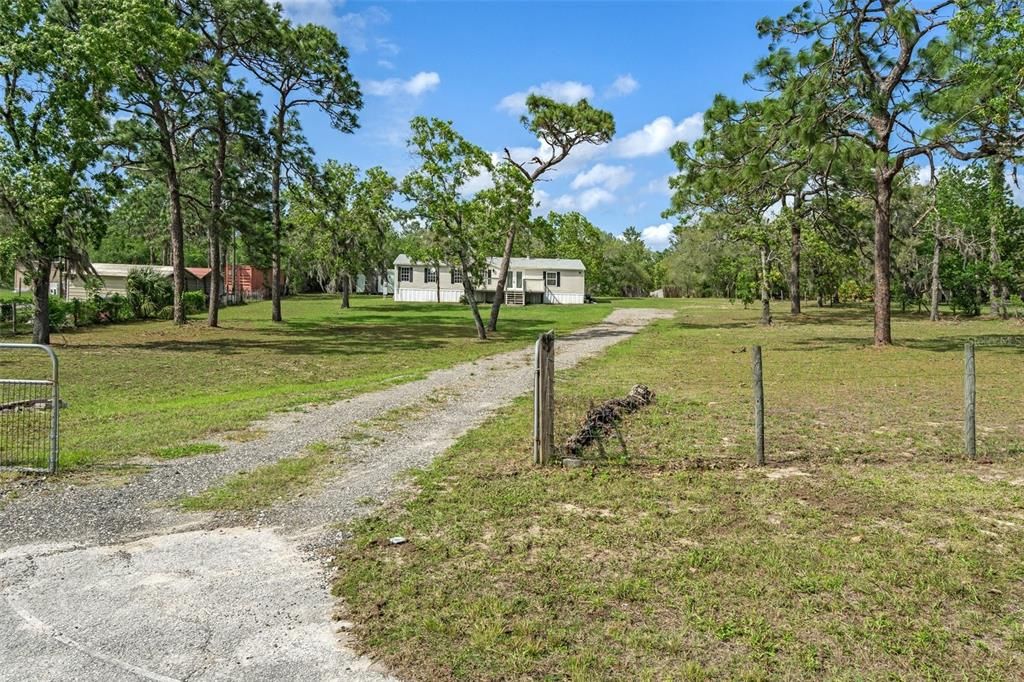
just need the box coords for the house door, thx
[505,271,524,289]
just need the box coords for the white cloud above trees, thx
[611,113,703,158]
[365,71,440,97]
[571,163,634,191]
[605,74,639,97]
[536,187,616,214]
[640,222,674,250]
[497,81,595,114]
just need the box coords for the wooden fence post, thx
[964,342,976,459]
[752,345,765,466]
[534,330,555,465]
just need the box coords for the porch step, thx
[505,290,525,306]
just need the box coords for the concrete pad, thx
[0,528,395,681]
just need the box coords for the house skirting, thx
[395,288,463,303]
[543,292,585,304]
[395,288,584,305]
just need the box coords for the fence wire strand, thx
[0,345,59,472]
[0,379,54,470]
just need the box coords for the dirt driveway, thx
[0,308,672,681]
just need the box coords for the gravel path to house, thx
[0,307,672,681]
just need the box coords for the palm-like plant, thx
[126,268,173,319]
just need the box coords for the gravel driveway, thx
[0,307,672,681]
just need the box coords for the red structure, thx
[223,265,273,299]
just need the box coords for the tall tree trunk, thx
[872,173,894,345]
[153,102,187,326]
[270,102,285,323]
[341,272,350,308]
[988,158,1006,318]
[208,231,221,324]
[487,227,515,332]
[166,171,186,325]
[929,231,941,322]
[459,252,486,340]
[31,259,51,345]
[759,245,772,326]
[206,64,227,328]
[789,195,802,314]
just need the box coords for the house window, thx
[545,271,559,286]
[451,269,463,284]
[424,266,438,283]
[398,266,412,282]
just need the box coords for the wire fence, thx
[0,344,59,472]
[540,334,1023,469]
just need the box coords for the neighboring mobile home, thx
[14,263,210,299]
[393,254,586,305]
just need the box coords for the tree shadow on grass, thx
[783,332,1024,354]
[55,312,599,357]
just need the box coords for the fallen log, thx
[563,384,655,457]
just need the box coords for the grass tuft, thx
[179,440,342,512]
[152,443,225,460]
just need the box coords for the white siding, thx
[543,291,585,305]
[395,288,462,303]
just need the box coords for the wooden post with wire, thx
[533,330,555,465]
[964,342,976,459]
[752,345,765,466]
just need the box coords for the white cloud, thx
[640,223,674,250]
[365,71,440,97]
[540,187,615,213]
[571,163,634,191]
[645,173,676,197]
[375,37,400,56]
[611,113,703,158]
[606,74,638,98]
[377,59,395,70]
[458,153,502,197]
[459,172,494,196]
[497,81,595,115]
[577,188,614,211]
[275,0,347,28]
[334,5,390,50]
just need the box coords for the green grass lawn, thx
[0,294,611,469]
[336,300,1024,680]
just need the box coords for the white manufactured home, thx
[393,255,586,305]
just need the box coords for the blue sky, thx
[272,0,799,249]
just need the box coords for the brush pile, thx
[563,384,655,456]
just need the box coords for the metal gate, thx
[0,343,60,472]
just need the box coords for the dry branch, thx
[563,385,655,456]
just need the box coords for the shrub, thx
[47,296,74,331]
[126,268,173,318]
[838,279,872,303]
[182,290,207,315]
[70,298,96,327]
[157,305,174,320]
[93,293,132,323]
